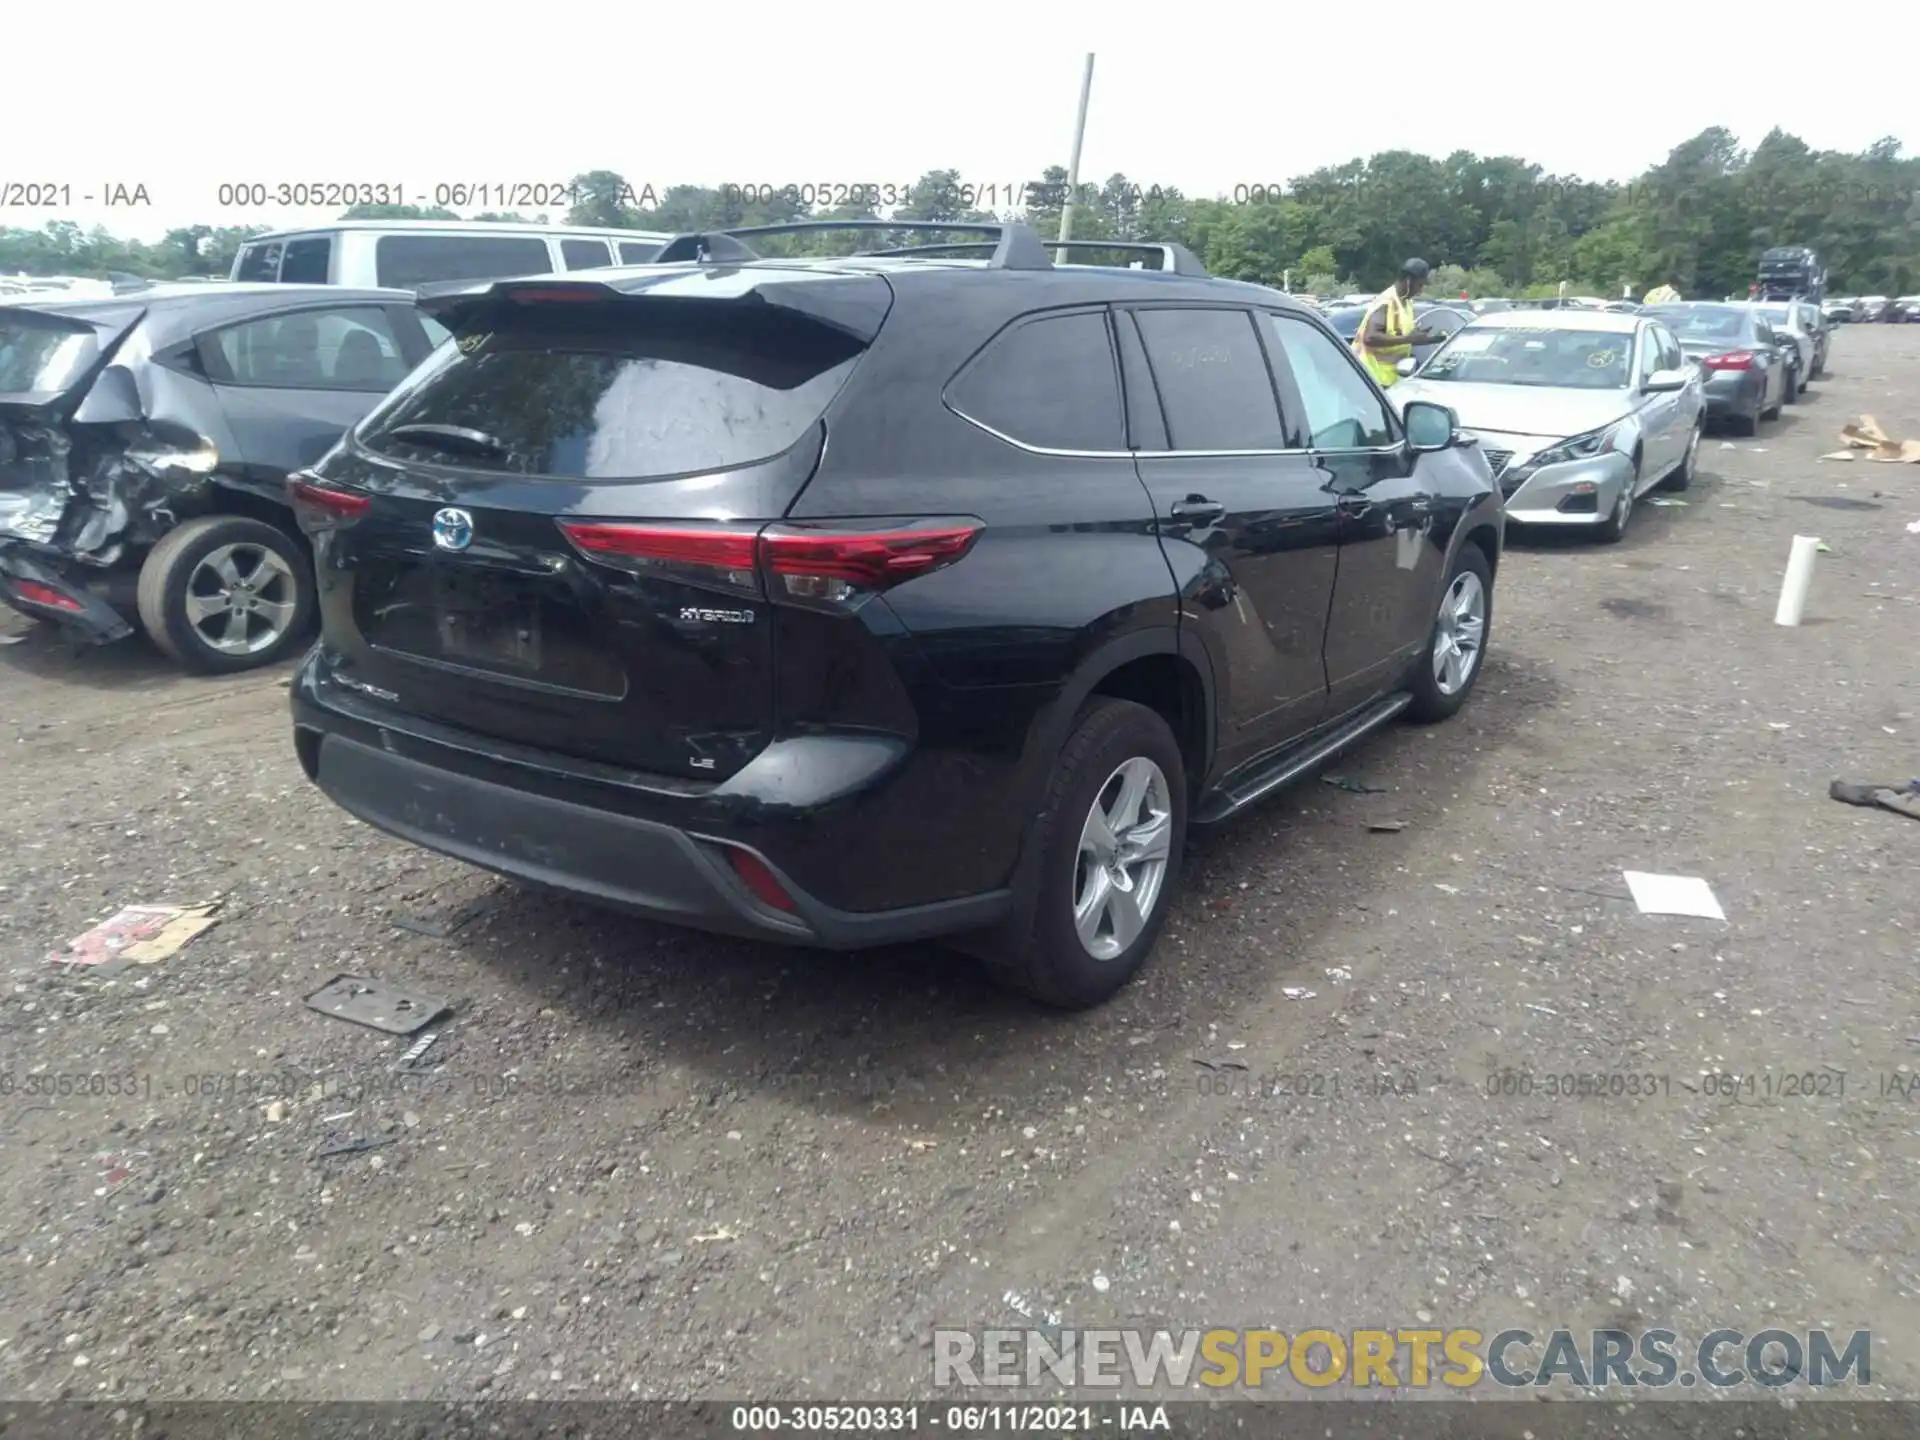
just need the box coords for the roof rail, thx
[650,219,1055,272]
[866,238,1210,277]
[1044,240,1210,277]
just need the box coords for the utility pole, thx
[1056,53,1095,264]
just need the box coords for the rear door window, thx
[203,306,413,391]
[947,310,1123,451]
[359,287,882,477]
[618,241,662,264]
[374,235,557,288]
[1131,307,1285,451]
[561,238,615,270]
[278,237,332,284]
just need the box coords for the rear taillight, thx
[555,517,983,608]
[14,580,83,613]
[287,472,370,528]
[1702,351,1756,370]
[763,523,983,604]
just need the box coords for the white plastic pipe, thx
[1773,534,1821,626]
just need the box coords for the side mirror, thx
[1395,356,1418,377]
[1403,400,1456,452]
[1643,368,1688,393]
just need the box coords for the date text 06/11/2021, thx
[727,1404,1173,1432]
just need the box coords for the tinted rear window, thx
[358,295,874,478]
[0,313,102,395]
[374,235,556,288]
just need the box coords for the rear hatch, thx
[0,301,146,544]
[299,271,896,781]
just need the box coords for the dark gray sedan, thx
[1641,303,1789,436]
[1,283,444,671]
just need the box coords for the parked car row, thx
[1390,309,1704,543]
[1832,295,1920,323]
[5,218,1507,1010]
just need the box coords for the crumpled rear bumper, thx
[0,542,135,642]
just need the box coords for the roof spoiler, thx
[648,219,1210,277]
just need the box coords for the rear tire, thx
[136,515,315,675]
[1733,407,1760,437]
[978,698,1187,1010]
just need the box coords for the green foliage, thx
[4,134,1913,294]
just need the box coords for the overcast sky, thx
[10,4,1910,245]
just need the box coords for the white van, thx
[229,220,674,289]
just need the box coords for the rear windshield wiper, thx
[381,422,510,459]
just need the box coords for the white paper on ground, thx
[1622,871,1726,921]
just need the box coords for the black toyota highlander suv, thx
[288,221,1504,1009]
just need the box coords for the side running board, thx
[1192,692,1413,826]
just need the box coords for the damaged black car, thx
[0,284,444,672]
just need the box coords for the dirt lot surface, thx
[3,328,1918,1411]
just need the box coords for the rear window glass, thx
[234,242,282,281]
[374,235,556,289]
[0,315,101,395]
[358,298,871,477]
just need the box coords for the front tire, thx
[1660,421,1700,492]
[980,698,1187,1010]
[1405,545,1493,723]
[136,515,315,675]
[1596,456,1639,544]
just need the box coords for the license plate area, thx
[432,570,542,673]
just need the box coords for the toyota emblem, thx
[431,507,474,552]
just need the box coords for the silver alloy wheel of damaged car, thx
[1432,568,1487,697]
[1073,755,1174,961]
[187,542,300,656]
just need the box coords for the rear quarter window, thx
[374,235,557,288]
[234,242,282,281]
[947,311,1124,451]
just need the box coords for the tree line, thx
[4,127,1916,298]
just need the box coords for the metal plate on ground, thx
[304,974,449,1035]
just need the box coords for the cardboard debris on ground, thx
[1830,415,1920,463]
[48,903,221,966]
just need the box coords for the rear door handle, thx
[1170,497,1226,522]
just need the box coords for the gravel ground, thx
[2,327,1918,1410]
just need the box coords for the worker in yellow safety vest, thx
[1353,258,1444,387]
[1643,274,1683,305]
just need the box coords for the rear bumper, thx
[1700,372,1761,419]
[289,653,1012,950]
[0,543,136,642]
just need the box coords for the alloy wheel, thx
[185,542,299,656]
[1432,569,1487,697]
[1073,756,1173,962]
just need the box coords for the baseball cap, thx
[1402,258,1431,279]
